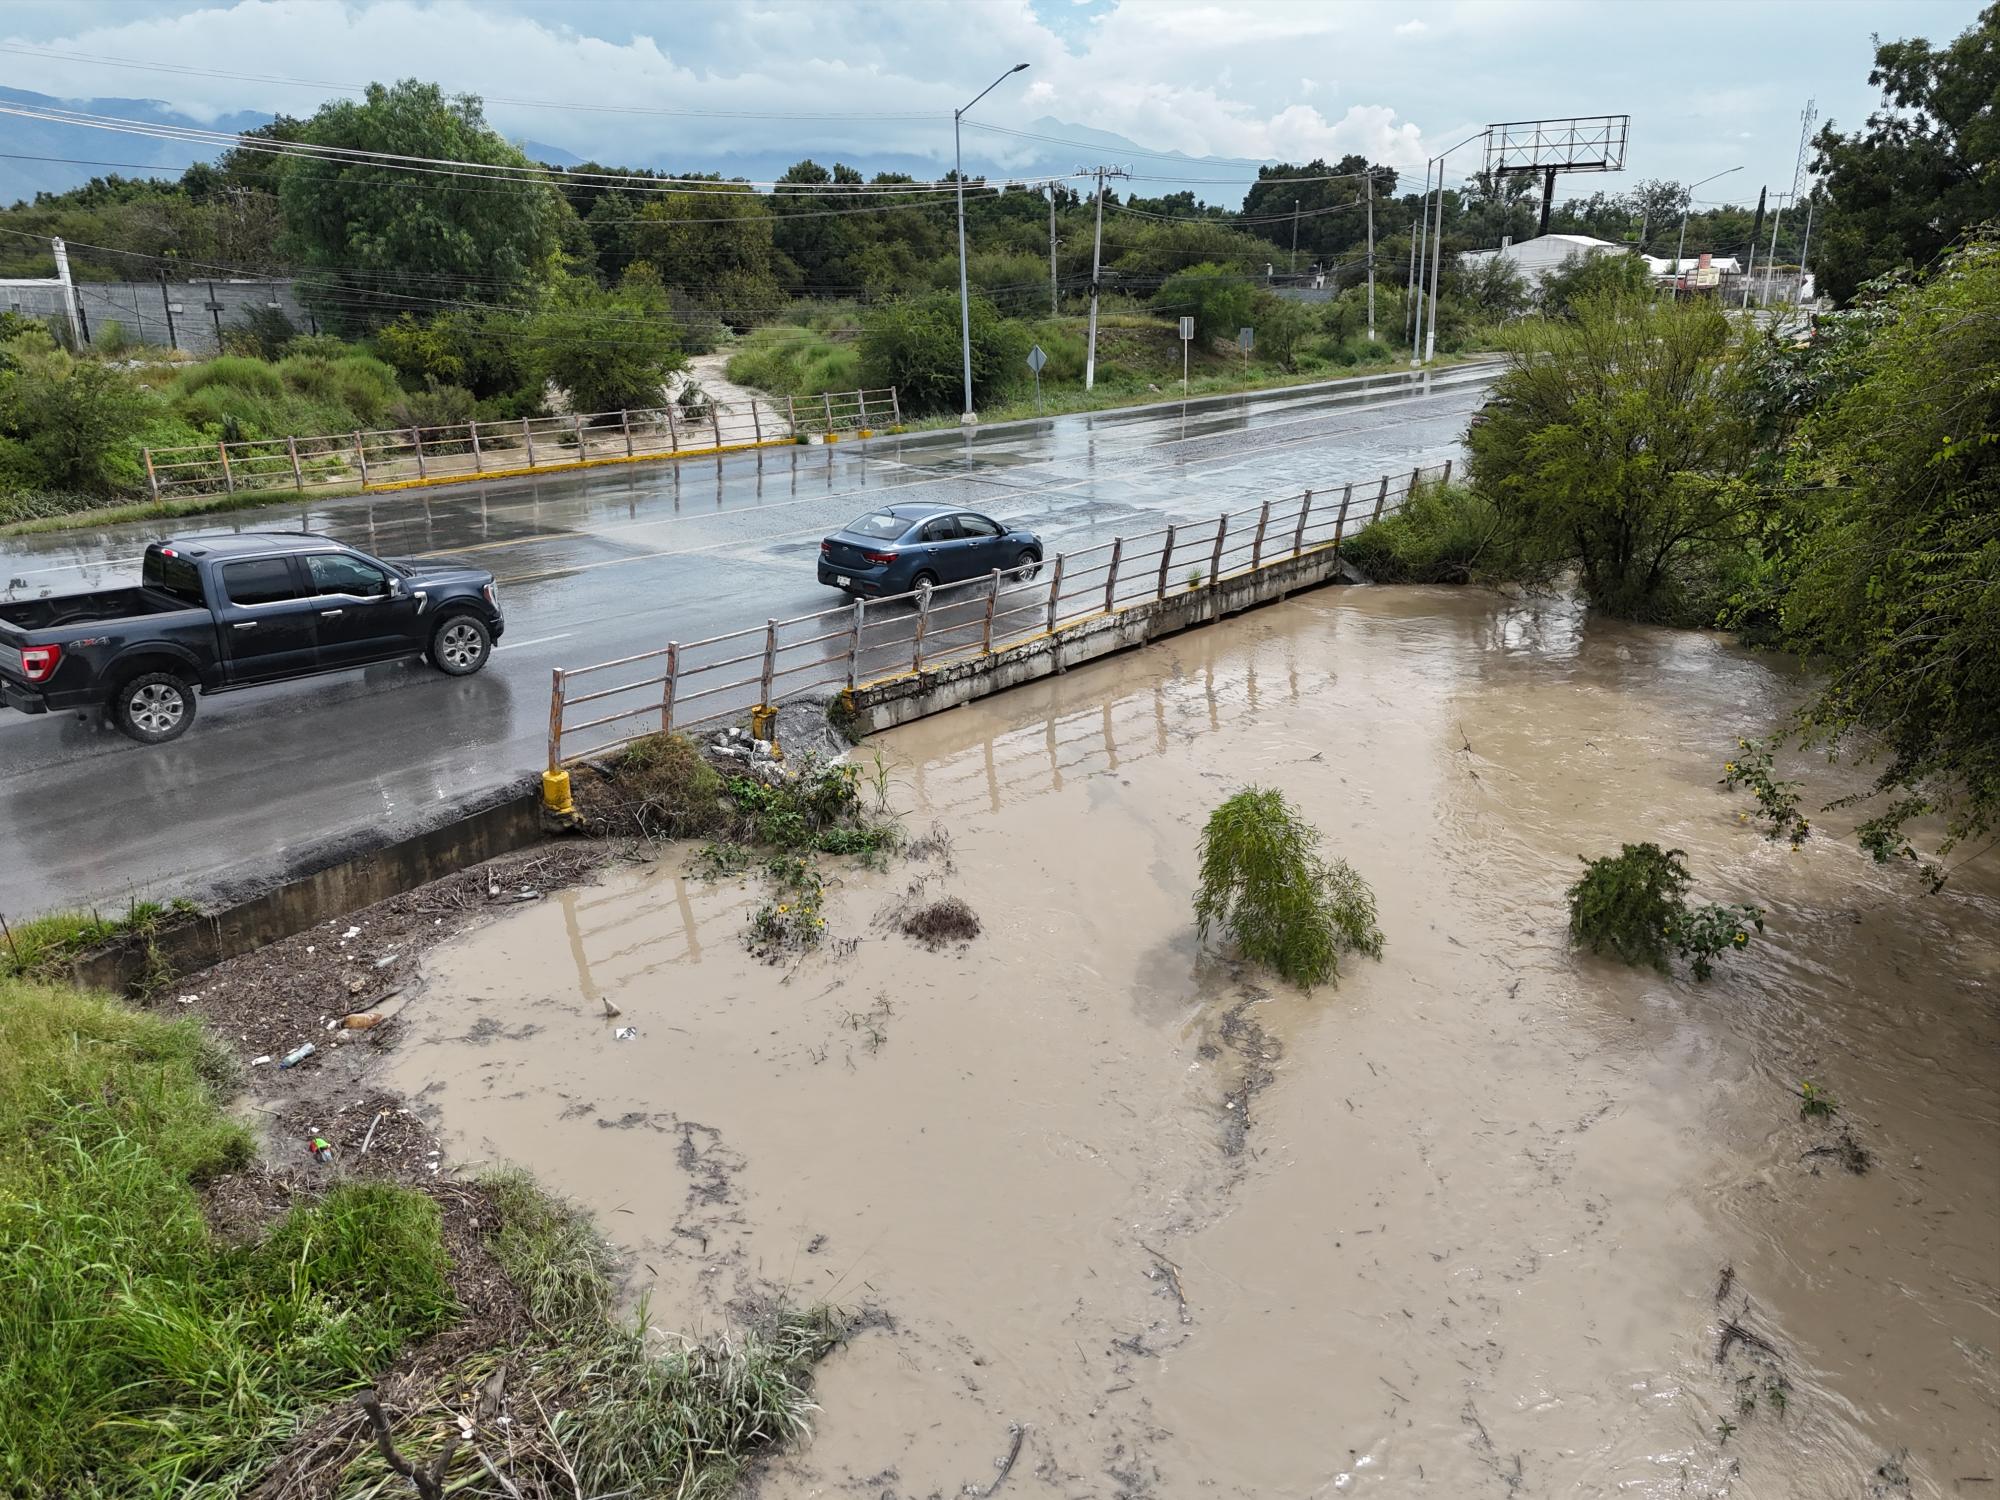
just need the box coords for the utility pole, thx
[1083,164,1128,391]
[49,237,82,349]
[1797,197,1817,301]
[1674,165,1743,289]
[1744,186,1766,308]
[1365,169,1376,341]
[157,271,177,350]
[1406,159,1429,355]
[1424,165,1445,363]
[1766,98,1817,307]
[1048,186,1059,315]
[1290,199,1299,276]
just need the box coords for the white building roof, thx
[1459,233,1629,281]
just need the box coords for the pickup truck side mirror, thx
[388,577,407,598]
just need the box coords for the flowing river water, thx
[386,586,1999,1498]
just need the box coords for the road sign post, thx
[1238,325,1254,374]
[1178,316,1195,403]
[1026,343,1047,414]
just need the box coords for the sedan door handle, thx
[231,621,259,630]
[319,608,344,617]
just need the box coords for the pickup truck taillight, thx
[18,644,61,683]
[863,551,897,565]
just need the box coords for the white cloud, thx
[1394,18,1429,34]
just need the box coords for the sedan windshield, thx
[845,513,914,540]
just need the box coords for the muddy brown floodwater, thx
[387,586,2000,1499]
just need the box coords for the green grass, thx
[0,898,197,981]
[0,484,361,536]
[0,979,455,1497]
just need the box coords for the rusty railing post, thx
[411,427,426,479]
[522,416,536,466]
[660,643,680,733]
[665,402,680,452]
[547,668,565,771]
[912,583,933,671]
[621,409,634,458]
[1293,489,1312,555]
[1210,514,1228,585]
[144,447,160,501]
[1405,466,1421,513]
[982,569,1001,653]
[751,401,762,444]
[1103,537,1123,612]
[218,442,234,493]
[1442,458,1453,485]
[354,432,368,486]
[786,395,797,436]
[1335,483,1354,552]
[1371,475,1389,525]
[1251,501,1270,570]
[759,619,778,707]
[1044,553,1064,635]
[847,598,865,688]
[857,390,868,427]
[470,421,484,473]
[286,435,303,491]
[822,391,836,433]
[890,388,902,425]
[1156,526,1176,600]
[710,402,724,451]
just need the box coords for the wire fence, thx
[547,457,1453,768]
[140,387,902,502]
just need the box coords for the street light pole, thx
[1365,168,1376,341]
[1673,165,1742,288]
[1290,199,1299,275]
[955,62,1029,425]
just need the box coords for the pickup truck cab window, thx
[141,549,205,606]
[221,557,304,606]
[307,553,391,599]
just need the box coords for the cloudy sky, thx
[0,0,1982,204]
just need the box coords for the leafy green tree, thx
[1535,250,1653,317]
[0,329,153,494]
[1810,5,2000,304]
[1770,233,2000,880]
[858,291,1025,415]
[1249,292,1314,370]
[621,185,791,325]
[278,80,567,329]
[1449,254,1531,319]
[522,274,685,415]
[1151,263,1258,344]
[1468,296,1762,621]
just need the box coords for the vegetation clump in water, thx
[1194,787,1383,989]
[1566,842,1762,980]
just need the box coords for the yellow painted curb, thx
[360,436,798,494]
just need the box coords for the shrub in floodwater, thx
[1719,737,1810,848]
[1194,787,1383,989]
[1565,842,1763,980]
[1797,1080,1836,1119]
[614,732,728,838]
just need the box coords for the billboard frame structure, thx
[1483,114,1631,235]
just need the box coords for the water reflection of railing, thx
[558,867,758,1002]
[907,650,1326,818]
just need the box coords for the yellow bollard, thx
[750,704,781,758]
[541,768,574,815]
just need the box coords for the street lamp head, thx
[1012,62,1030,72]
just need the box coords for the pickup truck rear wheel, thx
[110,672,196,745]
[430,614,492,676]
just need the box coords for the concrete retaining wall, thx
[850,544,1365,732]
[73,778,546,993]
[8,278,309,357]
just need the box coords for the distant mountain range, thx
[0,86,1271,209]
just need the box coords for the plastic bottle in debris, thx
[308,1136,334,1164]
[279,1042,317,1069]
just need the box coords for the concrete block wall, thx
[4,278,310,356]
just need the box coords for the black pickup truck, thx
[0,532,504,744]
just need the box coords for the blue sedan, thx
[819,503,1043,598]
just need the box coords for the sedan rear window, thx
[846,513,913,540]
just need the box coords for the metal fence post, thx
[1156,526,1176,600]
[1441,458,1453,485]
[411,427,426,480]
[287,435,303,491]
[1104,538,1123,612]
[218,443,234,493]
[1335,483,1354,552]
[661,643,679,733]
[857,390,869,427]
[1406,466,1421,510]
[522,417,536,466]
[621,410,634,458]
[144,448,159,502]
[1044,553,1065,635]
[354,432,368,486]
[822,391,836,432]
[751,401,762,444]
[1293,489,1312,556]
[912,584,932,671]
[710,402,724,451]
[891,388,903,426]
[547,668,565,772]
[1372,475,1389,524]
[982,569,1001,653]
[665,402,680,452]
[470,422,484,473]
[1251,501,1270,570]
[846,598,865,688]
[786,395,797,436]
[759,619,778,707]
[1209,515,1228,585]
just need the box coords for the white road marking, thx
[496,632,575,650]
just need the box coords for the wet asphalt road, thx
[0,365,1495,918]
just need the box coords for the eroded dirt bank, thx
[387,586,1999,1498]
